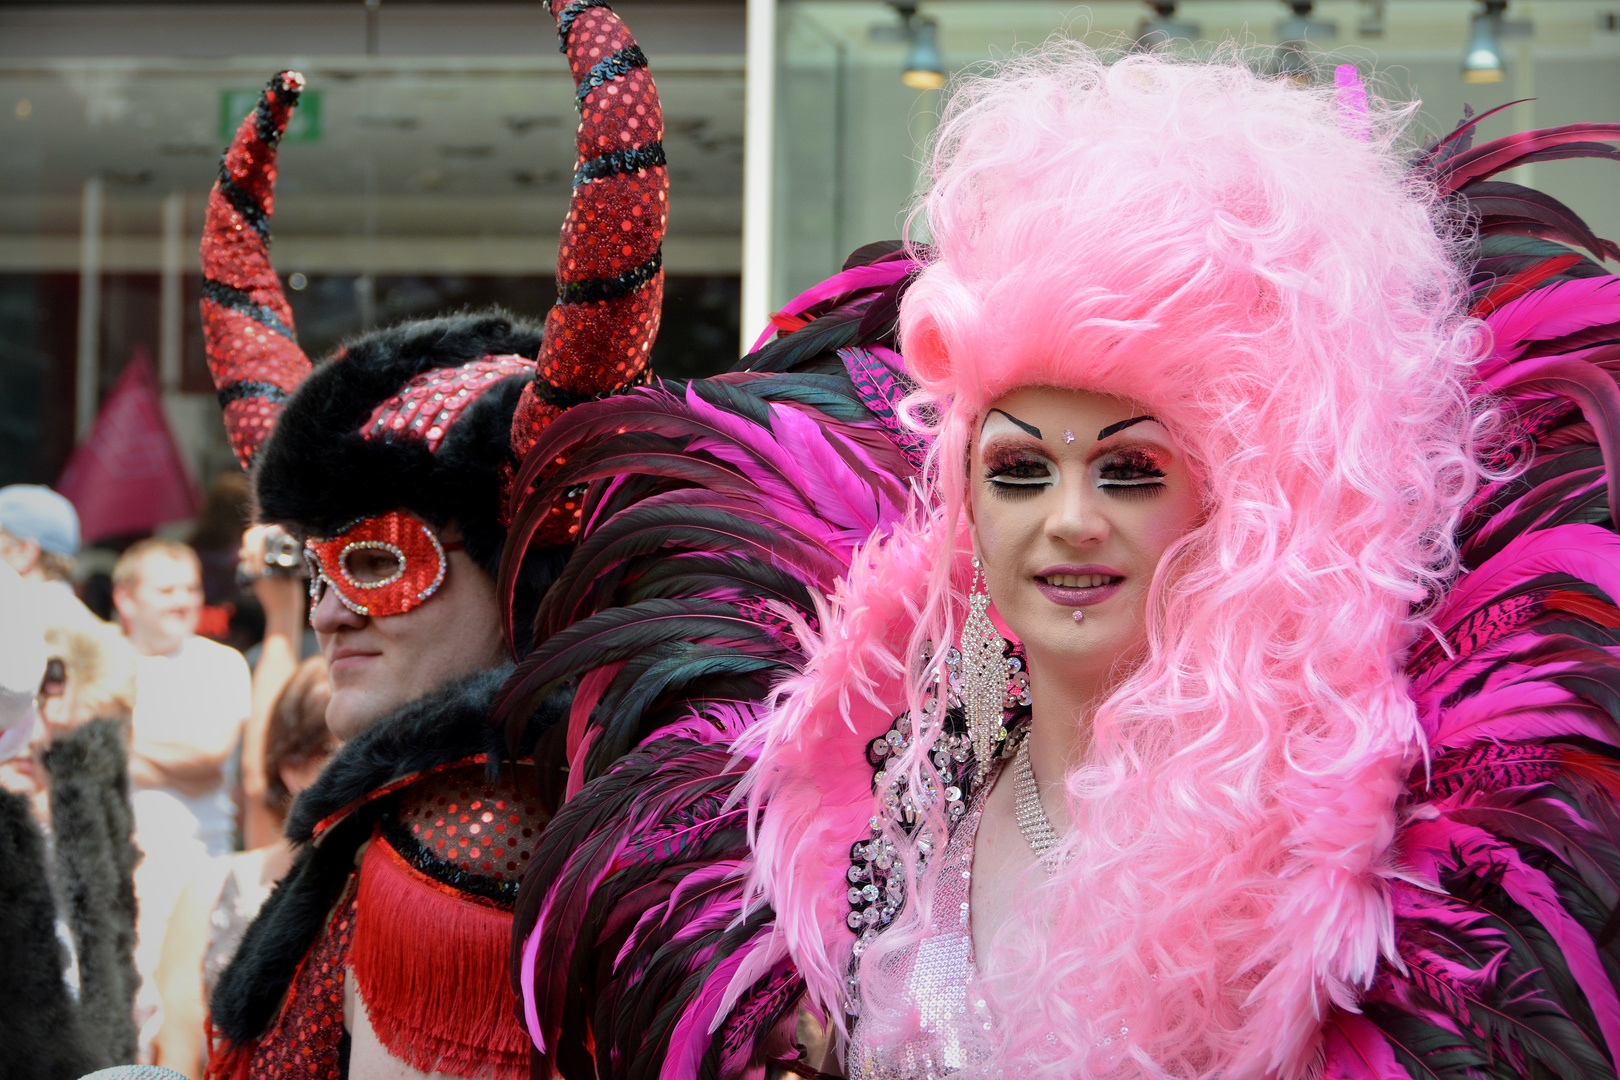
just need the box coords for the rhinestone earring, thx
[962,556,1009,786]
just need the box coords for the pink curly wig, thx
[740,43,1501,1080]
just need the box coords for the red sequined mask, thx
[305,511,453,618]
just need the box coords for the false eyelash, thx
[982,444,1044,472]
[1098,447,1167,481]
[983,450,1055,487]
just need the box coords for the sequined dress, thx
[846,756,1004,1079]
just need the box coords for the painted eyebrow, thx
[986,408,1042,440]
[1096,415,1160,441]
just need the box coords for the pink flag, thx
[58,349,200,543]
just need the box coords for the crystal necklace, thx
[1012,734,1064,872]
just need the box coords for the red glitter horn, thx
[506,0,669,543]
[200,71,314,470]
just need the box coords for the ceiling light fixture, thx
[903,16,946,90]
[883,4,946,90]
[1136,1,1201,47]
[1275,0,1337,82]
[1463,0,1508,84]
[1357,0,1386,39]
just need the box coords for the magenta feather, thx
[1437,124,1620,191]
[1419,525,1620,667]
[1402,816,1620,1058]
[679,386,908,551]
[1486,277,1620,362]
[1320,1012,1415,1079]
[1483,360,1620,528]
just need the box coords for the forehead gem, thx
[1063,430,1075,444]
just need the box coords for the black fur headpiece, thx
[252,308,542,577]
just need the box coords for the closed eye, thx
[1095,447,1166,497]
[983,444,1057,495]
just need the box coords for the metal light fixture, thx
[903,16,947,90]
[1357,0,1386,39]
[1277,1,1337,45]
[1137,2,1201,47]
[1463,0,1508,84]
[1275,0,1337,82]
[881,4,947,90]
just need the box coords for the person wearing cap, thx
[201,4,667,1077]
[0,485,98,764]
[0,483,82,584]
[0,482,97,631]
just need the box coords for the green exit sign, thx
[219,87,322,145]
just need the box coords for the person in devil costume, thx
[200,3,667,1078]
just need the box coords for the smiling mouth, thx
[1038,573,1122,588]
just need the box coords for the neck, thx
[127,626,182,657]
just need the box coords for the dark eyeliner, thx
[1096,447,1167,497]
[982,444,1054,495]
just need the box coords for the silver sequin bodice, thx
[846,760,1002,1079]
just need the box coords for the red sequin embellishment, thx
[396,763,549,881]
[505,2,668,544]
[365,355,535,453]
[245,888,355,1080]
[305,510,448,618]
[201,71,314,470]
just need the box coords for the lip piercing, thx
[1073,610,1085,622]
[1063,430,1075,444]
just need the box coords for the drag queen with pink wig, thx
[750,46,1495,1077]
[509,40,1620,1080]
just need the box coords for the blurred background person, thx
[0,483,83,589]
[0,617,140,1079]
[151,655,334,1080]
[185,472,251,607]
[110,538,250,1057]
[233,524,313,851]
[112,538,249,856]
[0,484,100,768]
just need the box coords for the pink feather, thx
[748,260,916,353]
[663,938,766,1080]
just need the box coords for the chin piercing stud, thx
[1073,610,1085,622]
[1063,429,1075,444]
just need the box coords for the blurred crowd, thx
[0,477,336,1079]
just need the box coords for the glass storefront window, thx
[773,0,1620,310]
[0,5,746,489]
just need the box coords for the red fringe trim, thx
[203,1017,255,1080]
[351,835,532,1080]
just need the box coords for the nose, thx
[310,578,368,634]
[1048,473,1108,550]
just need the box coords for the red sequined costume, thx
[201,3,669,1077]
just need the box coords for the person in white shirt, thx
[111,537,251,1055]
[113,538,250,856]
